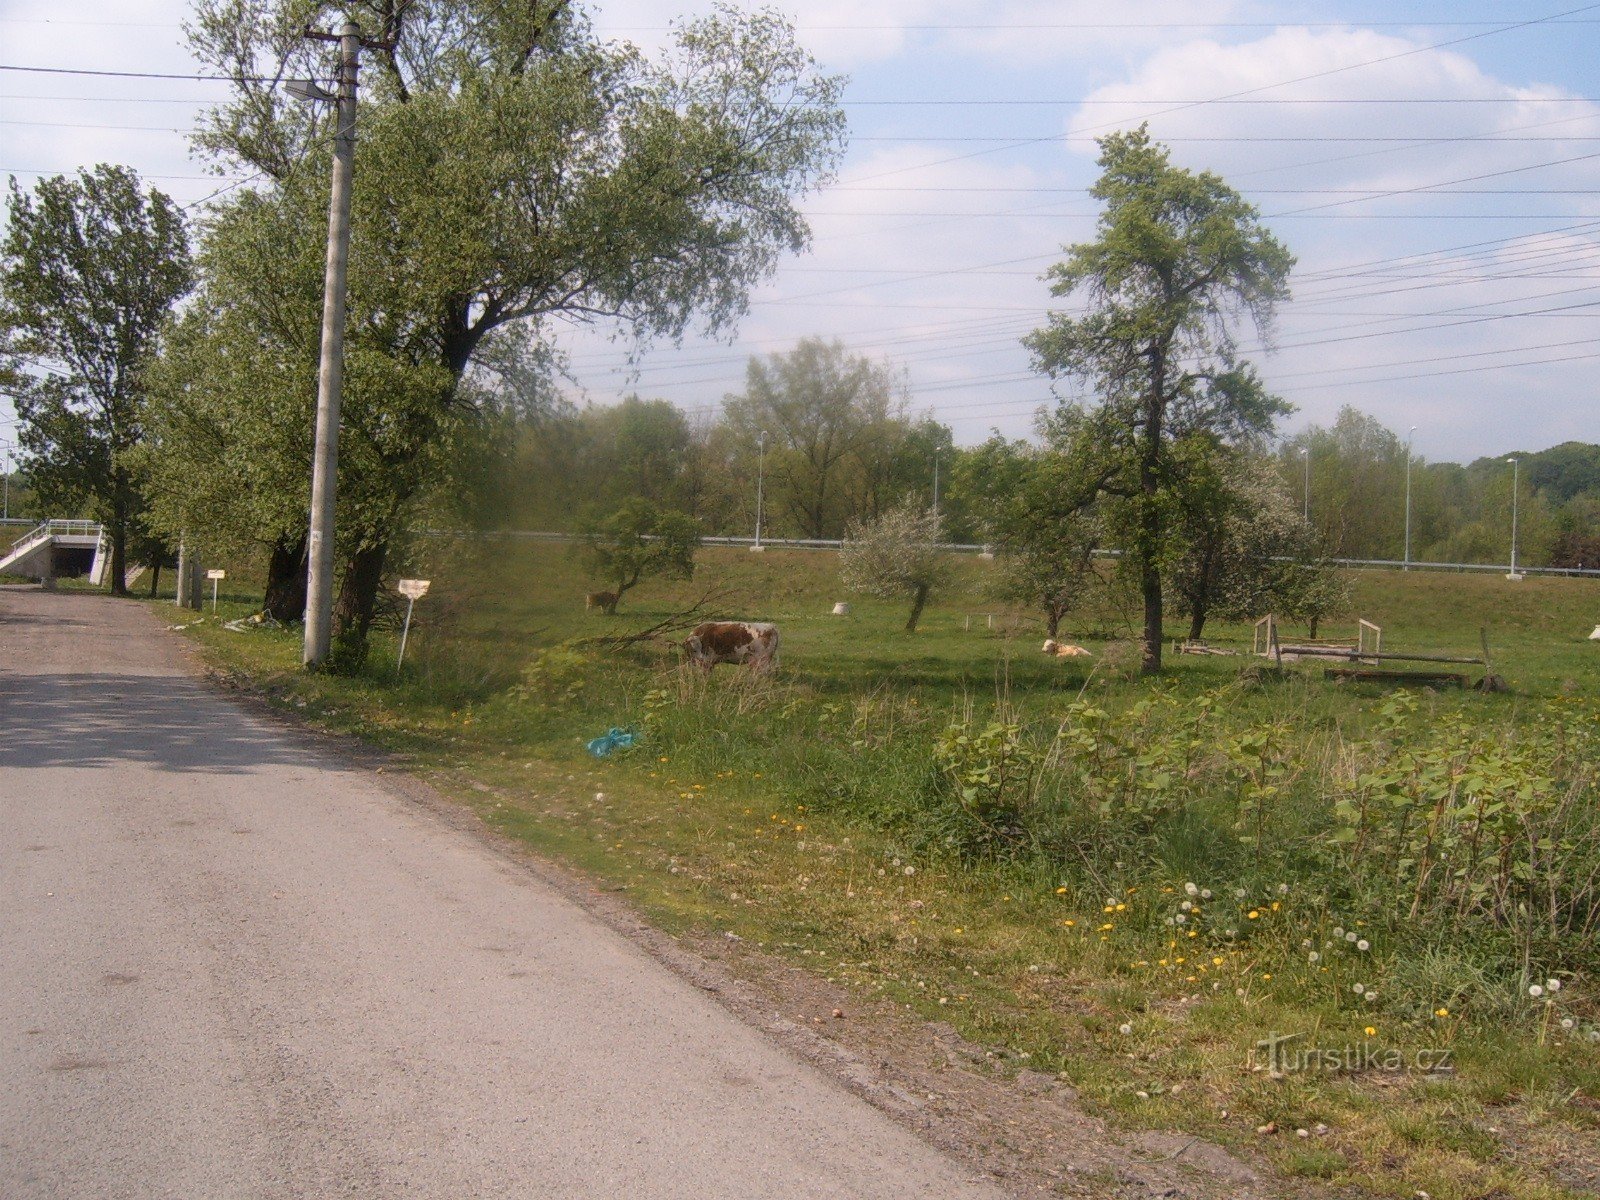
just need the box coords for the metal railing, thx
[6,519,103,556]
[484,529,1600,578]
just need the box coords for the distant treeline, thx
[503,374,1598,570]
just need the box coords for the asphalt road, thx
[0,588,1004,1200]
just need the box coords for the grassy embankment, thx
[175,539,1600,1199]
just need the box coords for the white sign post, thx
[206,568,226,613]
[395,579,430,674]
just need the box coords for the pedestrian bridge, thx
[0,520,109,584]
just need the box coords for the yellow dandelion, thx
[1435,1007,1450,1018]
[1212,956,1225,966]
[1114,903,1127,912]
[1364,1026,1377,1037]
[1247,910,1260,920]
[1055,887,1068,895]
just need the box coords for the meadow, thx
[180,538,1600,1199]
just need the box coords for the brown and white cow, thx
[1041,638,1093,658]
[684,621,780,674]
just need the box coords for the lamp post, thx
[1403,425,1416,571]
[1298,445,1310,523]
[2,443,11,521]
[752,430,766,551]
[932,448,942,516]
[1506,455,1521,580]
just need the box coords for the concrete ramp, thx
[0,521,105,581]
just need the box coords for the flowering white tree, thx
[839,501,950,632]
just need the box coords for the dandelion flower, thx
[1547,978,1562,992]
[1364,1026,1377,1037]
[1529,984,1545,998]
[1356,939,1370,952]
[1185,882,1199,897]
[1119,1023,1132,1035]
[1435,1007,1449,1018]
[1247,910,1260,920]
[1055,886,1067,895]
[1114,903,1127,912]
[1063,919,1076,927]
[1213,956,1225,967]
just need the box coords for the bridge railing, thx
[7,519,102,556]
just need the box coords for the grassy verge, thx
[170,541,1599,1199]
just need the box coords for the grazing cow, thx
[1041,639,1093,658]
[684,621,780,674]
[586,590,618,612]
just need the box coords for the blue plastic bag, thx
[586,726,638,757]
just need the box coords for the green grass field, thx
[176,540,1600,1199]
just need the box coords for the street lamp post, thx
[1403,425,1417,571]
[752,431,766,552]
[2,443,11,521]
[1506,456,1521,580]
[1298,445,1310,523]
[932,448,941,516]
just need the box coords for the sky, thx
[2,1,1598,467]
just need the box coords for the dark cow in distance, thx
[684,622,780,674]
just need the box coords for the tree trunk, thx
[108,512,129,597]
[905,582,929,632]
[333,541,388,666]
[1187,606,1207,642]
[1045,607,1061,639]
[263,533,309,623]
[148,562,161,598]
[1308,613,1320,639]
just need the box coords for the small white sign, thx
[206,569,226,580]
[398,578,430,600]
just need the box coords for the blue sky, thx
[2,1,1597,466]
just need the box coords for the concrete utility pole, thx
[1506,455,1521,579]
[752,431,766,551]
[302,21,362,667]
[1403,425,1416,571]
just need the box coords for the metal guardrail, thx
[489,529,1600,578]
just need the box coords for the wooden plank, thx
[1325,668,1468,688]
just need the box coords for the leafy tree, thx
[839,500,950,633]
[724,338,908,539]
[161,0,844,658]
[1024,127,1293,672]
[0,165,191,594]
[958,435,1099,639]
[576,498,700,612]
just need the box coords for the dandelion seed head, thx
[1547,978,1561,992]
[1118,1023,1132,1035]
[1356,939,1370,952]
[1529,984,1544,998]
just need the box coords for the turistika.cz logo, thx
[1251,1031,1454,1074]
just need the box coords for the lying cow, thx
[1042,639,1093,658]
[586,590,618,612]
[684,621,780,674]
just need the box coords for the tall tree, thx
[724,338,907,539]
[0,165,191,594]
[162,0,844,660]
[1025,127,1293,672]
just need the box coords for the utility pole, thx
[752,431,766,551]
[1298,445,1309,523]
[932,449,941,516]
[301,21,362,667]
[1403,425,1416,571]
[1506,455,1521,579]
